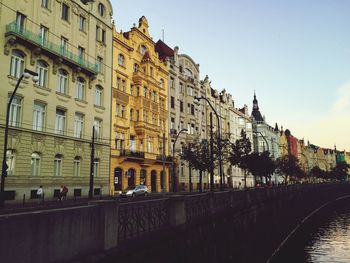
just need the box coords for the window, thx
[74,112,84,138]
[171,96,175,109]
[133,63,139,72]
[55,108,66,135]
[40,25,48,45]
[10,50,24,78]
[33,101,45,131]
[171,117,175,129]
[6,150,16,176]
[79,15,86,32]
[118,54,125,67]
[96,26,106,43]
[160,79,164,89]
[97,56,103,72]
[143,86,147,97]
[179,82,184,93]
[78,46,85,60]
[16,12,26,32]
[115,133,124,150]
[42,0,49,9]
[122,80,126,92]
[95,85,103,106]
[9,95,22,127]
[31,152,40,176]
[60,37,68,55]
[98,3,105,16]
[130,84,134,95]
[54,154,62,176]
[191,104,195,115]
[101,29,106,43]
[187,103,191,114]
[187,85,193,96]
[169,77,174,89]
[180,101,183,112]
[73,157,81,177]
[93,159,100,177]
[61,3,69,21]
[130,109,133,121]
[36,60,48,87]
[139,45,147,55]
[76,77,85,100]
[94,118,102,141]
[130,136,136,151]
[57,69,68,94]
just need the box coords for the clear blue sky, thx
[111,0,350,151]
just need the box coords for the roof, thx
[155,40,174,61]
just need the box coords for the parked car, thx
[120,185,148,198]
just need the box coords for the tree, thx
[228,130,252,188]
[246,151,276,185]
[331,162,349,181]
[310,166,326,180]
[275,155,303,183]
[180,139,211,192]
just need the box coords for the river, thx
[271,198,350,263]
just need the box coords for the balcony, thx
[156,155,173,163]
[113,89,129,104]
[5,22,99,76]
[120,150,145,159]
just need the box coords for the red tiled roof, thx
[155,40,174,61]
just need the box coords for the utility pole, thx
[89,127,95,200]
[210,112,214,192]
[162,132,166,192]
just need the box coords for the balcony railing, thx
[156,155,173,162]
[6,22,99,75]
[120,150,145,159]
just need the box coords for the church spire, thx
[251,92,264,122]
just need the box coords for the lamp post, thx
[172,128,187,192]
[253,131,269,152]
[1,69,38,207]
[194,95,223,191]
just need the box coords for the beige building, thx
[0,0,113,201]
[156,44,208,192]
[110,17,171,194]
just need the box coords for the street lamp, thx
[252,131,269,152]
[172,128,187,192]
[194,95,223,191]
[1,68,38,207]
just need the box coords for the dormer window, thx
[139,45,147,55]
[98,3,105,17]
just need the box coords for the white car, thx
[121,185,148,197]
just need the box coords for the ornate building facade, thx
[0,0,113,201]
[111,17,170,194]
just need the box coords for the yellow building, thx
[111,17,170,194]
[0,0,113,201]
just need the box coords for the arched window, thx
[73,156,81,177]
[36,60,48,87]
[31,152,41,176]
[6,150,16,176]
[10,50,25,78]
[76,77,85,100]
[95,85,103,106]
[118,54,125,67]
[185,68,193,77]
[54,154,62,176]
[57,69,68,94]
[139,45,147,55]
[98,3,105,17]
[133,63,139,72]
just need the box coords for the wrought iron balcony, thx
[156,155,173,162]
[5,22,99,75]
[120,150,145,159]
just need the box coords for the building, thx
[228,103,254,188]
[251,93,280,183]
[111,17,170,194]
[0,0,113,201]
[155,44,208,192]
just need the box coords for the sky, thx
[111,0,350,151]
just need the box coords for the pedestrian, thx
[58,185,63,201]
[36,185,44,205]
[62,185,68,200]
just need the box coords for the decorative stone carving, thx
[4,36,16,55]
[31,134,46,153]
[30,48,41,65]
[53,58,63,74]
[54,137,66,155]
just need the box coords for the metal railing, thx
[6,22,99,74]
